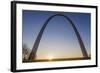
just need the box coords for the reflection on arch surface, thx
[28,14,88,61]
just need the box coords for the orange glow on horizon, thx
[48,55,54,61]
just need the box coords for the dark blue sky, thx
[22,10,91,59]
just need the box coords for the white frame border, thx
[16,3,96,70]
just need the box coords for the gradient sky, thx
[22,10,91,60]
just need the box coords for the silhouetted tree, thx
[22,44,30,62]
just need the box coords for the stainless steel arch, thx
[28,14,88,61]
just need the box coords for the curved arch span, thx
[28,14,88,61]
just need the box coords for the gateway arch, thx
[28,14,88,61]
